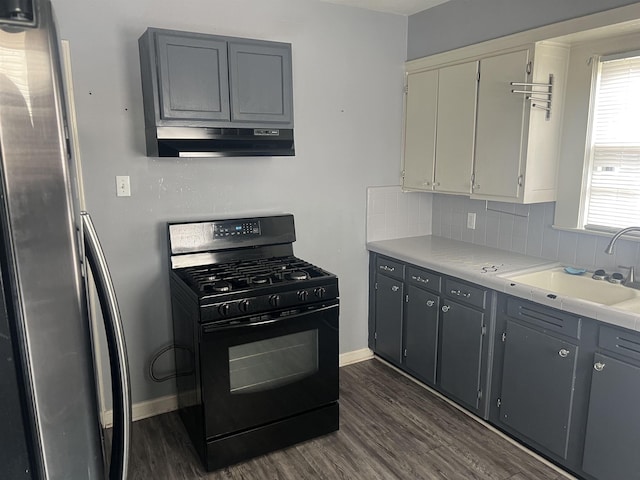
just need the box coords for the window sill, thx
[552,224,640,243]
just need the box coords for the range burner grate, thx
[178,256,329,295]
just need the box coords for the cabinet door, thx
[228,40,293,125]
[439,299,484,409]
[499,320,577,459]
[403,70,438,191]
[473,49,529,200]
[155,33,230,121]
[374,273,404,365]
[582,353,640,480]
[434,61,478,195]
[404,285,439,384]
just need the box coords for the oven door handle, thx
[204,302,339,333]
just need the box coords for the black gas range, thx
[168,214,339,471]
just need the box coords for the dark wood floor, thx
[126,359,569,479]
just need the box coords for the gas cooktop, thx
[176,255,333,297]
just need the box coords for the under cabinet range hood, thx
[139,27,295,158]
[150,126,295,158]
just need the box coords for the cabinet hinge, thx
[401,169,405,179]
[481,325,487,336]
[477,71,480,82]
[501,332,507,342]
[497,398,502,408]
[404,84,409,94]
[405,294,409,303]
[375,282,378,290]
[477,390,483,401]
[526,61,532,75]
[403,348,408,357]
[517,175,523,187]
[374,332,378,340]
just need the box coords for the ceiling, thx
[318,0,452,16]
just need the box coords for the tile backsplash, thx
[432,194,640,274]
[366,186,432,242]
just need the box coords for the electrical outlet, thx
[467,212,476,229]
[116,176,131,197]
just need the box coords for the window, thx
[582,52,640,230]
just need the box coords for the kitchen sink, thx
[506,267,640,305]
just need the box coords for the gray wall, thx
[408,0,640,60]
[52,0,407,406]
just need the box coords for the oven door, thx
[199,300,339,438]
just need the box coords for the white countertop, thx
[367,235,640,333]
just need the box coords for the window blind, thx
[584,54,640,229]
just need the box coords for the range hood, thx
[147,126,295,158]
[138,27,296,158]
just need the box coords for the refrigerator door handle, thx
[81,211,131,480]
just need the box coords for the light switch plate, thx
[116,176,131,197]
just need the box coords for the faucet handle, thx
[619,265,636,284]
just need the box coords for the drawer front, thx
[375,256,404,280]
[406,266,441,293]
[506,297,581,339]
[599,325,640,363]
[445,278,486,309]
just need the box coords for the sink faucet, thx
[604,226,640,254]
[605,226,640,289]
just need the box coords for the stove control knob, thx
[314,287,326,299]
[297,290,309,301]
[269,295,281,307]
[218,303,231,316]
[238,299,250,313]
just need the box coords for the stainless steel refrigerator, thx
[0,0,131,478]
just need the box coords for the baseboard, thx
[101,348,374,428]
[101,393,178,428]
[339,348,374,366]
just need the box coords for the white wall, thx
[52,0,407,406]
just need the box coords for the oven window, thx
[229,330,319,394]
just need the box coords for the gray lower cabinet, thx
[373,272,404,365]
[139,28,293,127]
[403,284,439,385]
[582,328,640,480]
[498,320,578,459]
[439,299,485,411]
[370,254,491,418]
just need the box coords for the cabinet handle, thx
[411,275,429,283]
[379,265,395,272]
[558,348,570,358]
[462,292,471,298]
[594,362,606,372]
[450,289,460,295]
[426,300,435,307]
[391,285,399,292]
[442,305,450,312]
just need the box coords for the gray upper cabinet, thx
[140,28,293,128]
[155,32,230,122]
[228,40,293,125]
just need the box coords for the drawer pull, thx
[594,362,606,372]
[391,285,399,292]
[462,292,471,298]
[426,300,435,307]
[379,265,395,272]
[558,348,570,358]
[442,305,450,313]
[411,275,429,283]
